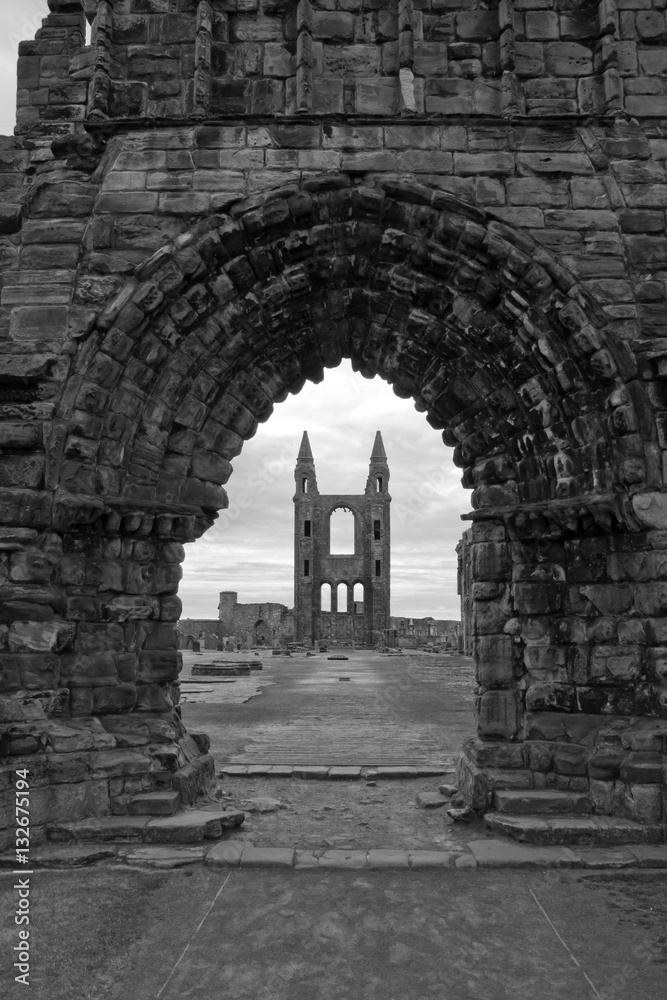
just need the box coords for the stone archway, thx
[3,176,667,842]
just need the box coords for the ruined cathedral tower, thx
[294,432,391,647]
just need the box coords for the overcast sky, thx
[0,3,471,620]
[0,1,50,135]
[183,363,471,621]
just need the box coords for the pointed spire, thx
[297,431,314,464]
[370,430,387,462]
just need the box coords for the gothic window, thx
[373,519,381,540]
[353,582,364,614]
[321,582,331,612]
[302,477,308,493]
[376,476,383,492]
[329,507,355,554]
[336,582,347,613]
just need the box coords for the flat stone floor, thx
[181,649,475,767]
[3,866,666,1000]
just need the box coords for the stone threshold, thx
[219,765,453,779]
[2,840,666,872]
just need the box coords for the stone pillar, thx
[0,509,215,850]
[469,520,519,740]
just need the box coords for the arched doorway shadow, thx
[45,179,664,829]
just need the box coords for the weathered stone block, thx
[517,153,593,175]
[463,737,525,769]
[312,12,354,42]
[620,752,663,784]
[91,684,137,714]
[477,689,518,739]
[514,583,562,615]
[506,178,568,207]
[552,744,589,776]
[137,650,181,682]
[589,749,626,780]
[476,634,514,687]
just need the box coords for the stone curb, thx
[5,840,666,873]
[218,765,454,779]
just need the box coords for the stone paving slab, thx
[218,765,452,780]
[327,766,362,779]
[468,840,581,869]
[294,850,321,869]
[367,849,410,869]
[118,846,207,868]
[454,855,478,869]
[318,849,368,869]
[292,766,331,779]
[570,849,637,870]
[408,850,455,869]
[205,841,245,868]
[0,844,118,868]
[627,845,667,867]
[374,766,420,778]
[47,816,150,842]
[5,839,667,872]
[239,847,296,868]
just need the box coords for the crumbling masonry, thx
[2,0,667,845]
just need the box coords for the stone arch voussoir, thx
[54,178,656,537]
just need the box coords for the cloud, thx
[0,2,52,135]
[181,362,470,621]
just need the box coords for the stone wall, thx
[17,0,667,127]
[222,598,294,645]
[1,0,667,840]
[389,615,460,647]
[178,595,295,647]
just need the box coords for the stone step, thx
[493,790,592,816]
[47,808,245,845]
[192,665,250,676]
[127,791,181,817]
[484,812,646,847]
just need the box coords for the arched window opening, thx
[353,583,364,614]
[376,476,383,492]
[86,18,93,46]
[375,560,381,577]
[304,519,311,537]
[336,582,348,614]
[329,507,355,554]
[301,477,308,494]
[304,559,310,577]
[373,519,381,540]
[320,583,331,612]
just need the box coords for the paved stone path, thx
[6,865,666,1000]
[182,651,475,767]
[8,839,666,873]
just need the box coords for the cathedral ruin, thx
[1,0,667,846]
[294,430,391,647]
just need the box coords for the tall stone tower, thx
[294,432,391,647]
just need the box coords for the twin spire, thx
[296,430,387,466]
